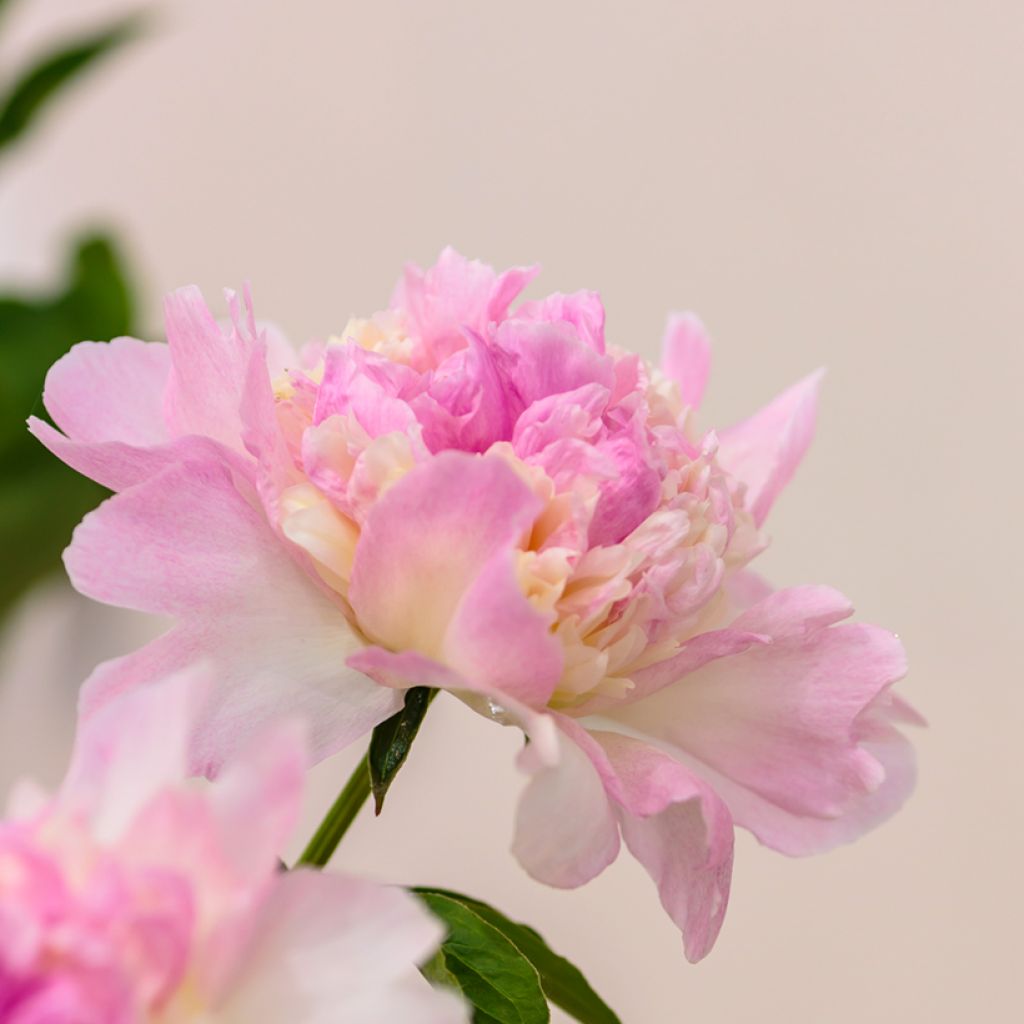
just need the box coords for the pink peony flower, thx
[0,669,463,1022]
[31,248,920,960]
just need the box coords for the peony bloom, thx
[0,669,463,1022]
[32,248,920,960]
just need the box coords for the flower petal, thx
[208,720,308,883]
[443,548,563,706]
[492,319,615,414]
[717,369,823,526]
[661,312,711,410]
[67,460,399,775]
[62,667,206,840]
[511,718,621,889]
[218,870,462,1023]
[28,417,250,493]
[590,730,734,963]
[162,286,252,451]
[392,246,537,364]
[41,338,171,446]
[610,586,915,852]
[348,452,555,699]
[516,290,606,353]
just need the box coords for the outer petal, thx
[41,338,170,446]
[28,417,251,493]
[162,286,252,451]
[62,667,205,840]
[216,871,463,1024]
[349,452,561,704]
[512,717,734,962]
[208,720,308,883]
[661,312,711,410]
[591,731,734,963]
[609,586,915,853]
[511,719,621,889]
[717,369,823,526]
[688,713,917,857]
[67,460,399,775]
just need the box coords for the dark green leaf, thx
[417,892,549,1024]
[368,685,435,813]
[0,15,143,153]
[415,889,621,1024]
[0,233,135,619]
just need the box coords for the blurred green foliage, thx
[0,15,143,152]
[0,4,141,620]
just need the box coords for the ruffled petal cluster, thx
[32,248,920,960]
[0,670,461,1022]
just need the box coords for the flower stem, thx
[296,752,371,868]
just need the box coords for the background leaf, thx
[415,888,621,1024]
[417,891,550,1024]
[0,233,135,618]
[0,14,142,153]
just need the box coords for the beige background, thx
[2,1,1022,1020]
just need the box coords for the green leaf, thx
[368,685,436,813]
[417,892,550,1024]
[0,233,135,619]
[416,889,621,1024]
[0,15,143,153]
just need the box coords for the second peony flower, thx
[31,248,921,961]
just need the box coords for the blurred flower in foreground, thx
[0,669,462,1022]
[31,249,921,959]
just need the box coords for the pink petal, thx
[591,730,734,963]
[624,623,771,705]
[41,338,170,446]
[28,417,251,493]
[491,319,615,415]
[718,368,824,526]
[511,382,609,458]
[68,461,399,775]
[349,452,560,705]
[392,246,538,364]
[442,548,563,706]
[587,431,663,547]
[62,667,206,840]
[64,461,276,617]
[516,290,607,353]
[672,714,916,857]
[511,718,621,889]
[313,344,420,435]
[220,870,462,1022]
[611,586,915,852]
[162,286,252,451]
[414,333,512,453]
[661,312,711,410]
[208,720,307,883]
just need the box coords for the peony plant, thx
[19,249,921,1018]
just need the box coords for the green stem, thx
[296,752,371,868]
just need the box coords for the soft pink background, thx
[1,2,1021,1020]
